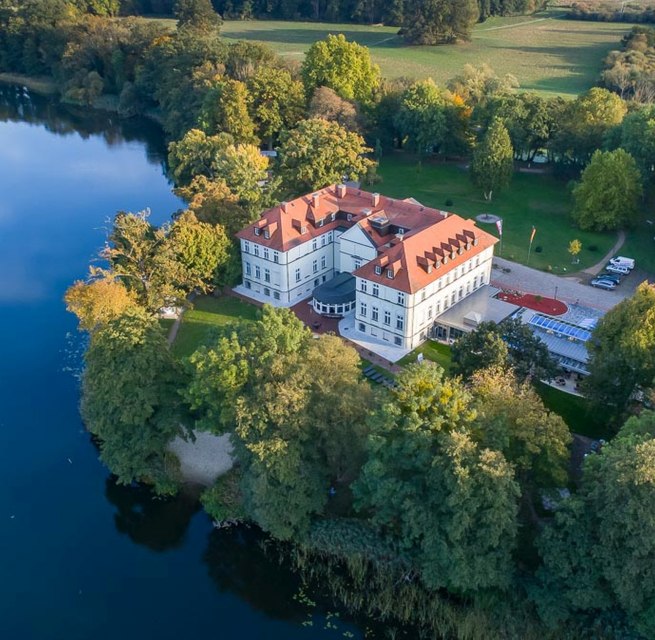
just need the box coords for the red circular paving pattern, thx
[497,292,568,316]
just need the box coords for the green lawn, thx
[172,295,259,358]
[376,155,617,273]
[212,12,631,98]
[535,382,611,439]
[398,340,453,373]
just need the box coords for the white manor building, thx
[235,184,498,351]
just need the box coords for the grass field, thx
[397,340,453,372]
[172,295,259,358]
[211,12,632,97]
[375,154,616,273]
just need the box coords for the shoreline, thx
[0,72,58,95]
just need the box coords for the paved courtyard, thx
[490,257,639,312]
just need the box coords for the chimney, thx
[312,193,320,208]
[372,192,380,207]
[336,184,347,198]
[280,201,288,213]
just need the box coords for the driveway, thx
[491,257,641,312]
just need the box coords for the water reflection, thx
[0,84,169,167]
[105,479,202,551]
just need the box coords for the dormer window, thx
[397,228,405,235]
[254,228,260,236]
[375,265,382,275]
[301,226,307,234]
[427,264,433,274]
[318,218,324,227]
[473,238,479,246]
[458,247,464,255]
[387,269,393,279]
[331,212,336,221]
[264,229,270,239]
[347,213,353,222]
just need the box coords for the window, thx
[361,280,367,293]
[254,227,260,236]
[421,290,426,302]
[384,311,391,326]
[451,292,456,305]
[354,258,362,270]
[321,255,326,269]
[372,307,379,322]
[253,245,259,257]
[243,241,250,253]
[264,268,270,283]
[264,287,270,296]
[347,213,353,222]
[321,234,327,247]
[375,265,382,275]
[428,305,433,319]
[255,265,261,279]
[295,268,301,283]
[358,322,366,332]
[263,248,269,260]
[328,232,333,242]
[264,229,270,239]
[273,291,280,300]
[394,336,402,346]
[372,284,379,297]
[360,302,367,317]
[436,301,441,314]
[397,292,405,305]
[314,278,319,287]
[273,252,279,264]
[396,315,404,331]
[313,259,318,273]
[318,218,324,227]
[245,262,251,276]
[387,269,393,279]
[397,227,405,235]
[301,226,307,234]
[245,280,251,289]
[331,212,336,221]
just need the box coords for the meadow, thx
[215,11,632,97]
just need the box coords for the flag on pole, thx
[530,226,536,243]
[495,219,503,236]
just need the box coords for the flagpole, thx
[527,226,535,266]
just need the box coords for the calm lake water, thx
[0,86,363,639]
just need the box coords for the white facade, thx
[354,247,494,350]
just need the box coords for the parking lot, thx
[490,257,644,312]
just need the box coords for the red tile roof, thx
[235,184,447,252]
[353,215,498,294]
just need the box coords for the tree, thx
[301,34,380,104]
[447,63,518,107]
[308,86,360,132]
[199,77,257,144]
[451,321,509,380]
[535,411,655,637]
[618,105,655,180]
[168,129,233,186]
[394,78,448,155]
[174,0,222,32]
[470,117,514,201]
[568,239,582,263]
[572,149,642,231]
[471,366,571,490]
[550,87,627,169]
[353,363,519,592]
[65,273,138,332]
[500,317,559,382]
[584,282,655,417]
[81,308,187,494]
[402,0,479,45]
[168,211,231,292]
[247,67,305,148]
[277,118,373,194]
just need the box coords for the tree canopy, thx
[402,0,479,45]
[470,117,513,201]
[572,149,643,231]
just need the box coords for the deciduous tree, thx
[572,149,642,231]
[402,0,479,45]
[174,0,222,32]
[470,117,513,201]
[278,118,373,194]
[451,320,509,379]
[199,77,257,144]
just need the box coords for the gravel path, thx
[491,257,635,312]
[169,431,234,486]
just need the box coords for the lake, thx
[0,85,363,639]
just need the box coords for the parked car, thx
[597,273,621,284]
[606,263,630,275]
[590,278,617,290]
[608,256,635,270]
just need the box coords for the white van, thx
[608,256,635,270]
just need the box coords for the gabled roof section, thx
[235,184,447,252]
[354,215,498,294]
